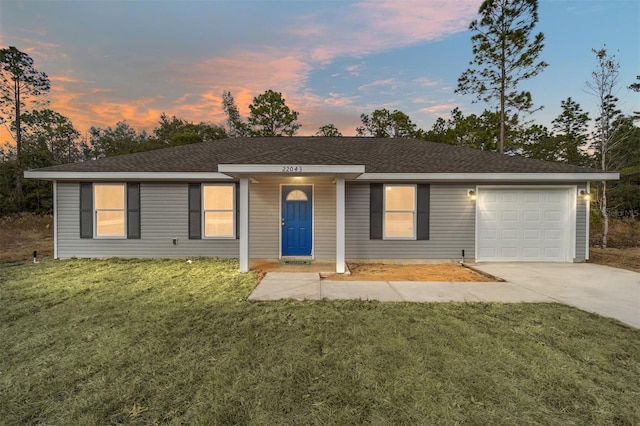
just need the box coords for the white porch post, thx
[585,181,590,261]
[239,176,250,272]
[336,177,345,274]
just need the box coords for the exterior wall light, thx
[467,189,477,201]
[579,189,591,201]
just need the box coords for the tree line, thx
[1,0,639,247]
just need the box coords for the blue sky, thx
[1,0,638,141]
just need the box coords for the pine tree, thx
[456,0,547,153]
[0,46,50,212]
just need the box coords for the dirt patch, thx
[0,214,53,264]
[325,263,495,282]
[589,247,640,273]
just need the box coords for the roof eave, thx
[23,171,233,181]
[356,172,620,182]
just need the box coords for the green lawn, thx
[1,259,639,425]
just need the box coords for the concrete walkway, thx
[248,263,640,328]
[248,273,553,303]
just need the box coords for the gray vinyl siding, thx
[56,182,238,258]
[249,177,336,259]
[345,183,475,260]
[56,179,589,262]
[575,184,588,260]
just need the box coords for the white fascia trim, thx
[357,172,620,181]
[218,164,365,174]
[23,171,233,181]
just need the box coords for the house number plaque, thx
[282,166,303,172]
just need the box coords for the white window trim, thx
[383,184,417,240]
[93,183,127,239]
[202,183,236,239]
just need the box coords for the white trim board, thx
[357,172,619,182]
[23,171,233,181]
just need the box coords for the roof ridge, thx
[222,143,361,165]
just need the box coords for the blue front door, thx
[282,185,312,256]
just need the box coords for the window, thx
[286,189,308,201]
[384,185,416,239]
[203,184,235,238]
[94,184,126,237]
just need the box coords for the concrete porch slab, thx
[250,260,349,276]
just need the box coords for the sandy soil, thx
[326,263,496,282]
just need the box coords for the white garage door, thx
[477,188,573,262]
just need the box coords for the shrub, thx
[590,210,640,248]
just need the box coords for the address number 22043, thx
[282,166,303,172]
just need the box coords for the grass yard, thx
[1,259,639,425]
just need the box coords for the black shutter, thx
[370,183,383,240]
[188,183,202,239]
[127,183,141,239]
[417,184,430,240]
[80,183,93,238]
[235,182,240,239]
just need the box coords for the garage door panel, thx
[477,189,571,262]
[522,247,541,258]
[502,210,518,221]
[545,210,563,221]
[500,247,518,257]
[545,192,564,202]
[502,193,519,203]
[502,229,518,240]
[524,192,541,202]
[480,210,497,222]
[544,229,562,240]
[480,229,497,240]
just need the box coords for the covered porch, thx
[218,164,364,274]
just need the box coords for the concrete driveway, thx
[473,263,640,328]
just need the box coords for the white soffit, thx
[23,171,233,181]
[356,172,619,182]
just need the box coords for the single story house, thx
[25,137,619,273]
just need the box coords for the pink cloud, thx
[358,78,401,93]
[324,92,359,107]
[291,0,482,62]
[420,103,457,116]
[175,50,312,94]
[413,77,441,88]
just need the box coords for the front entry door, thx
[281,185,312,256]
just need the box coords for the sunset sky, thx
[1,0,639,143]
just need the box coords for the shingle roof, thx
[30,137,605,174]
